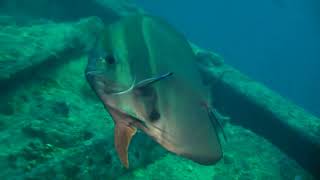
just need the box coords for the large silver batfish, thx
[85,14,224,168]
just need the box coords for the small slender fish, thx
[86,14,225,168]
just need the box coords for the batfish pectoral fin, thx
[110,72,173,96]
[135,72,173,89]
[114,122,137,168]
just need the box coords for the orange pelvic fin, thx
[114,122,137,168]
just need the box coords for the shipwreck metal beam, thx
[194,49,320,179]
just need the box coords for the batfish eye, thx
[149,110,160,122]
[105,55,116,65]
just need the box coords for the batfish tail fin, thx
[209,108,229,142]
[201,102,228,142]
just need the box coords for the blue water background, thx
[135,0,320,117]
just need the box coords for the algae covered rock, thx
[0,49,167,179]
[0,16,104,84]
[0,0,141,22]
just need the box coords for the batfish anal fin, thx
[135,72,173,89]
[114,122,137,168]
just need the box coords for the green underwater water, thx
[0,1,318,180]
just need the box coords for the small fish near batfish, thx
[85,14,226,168]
